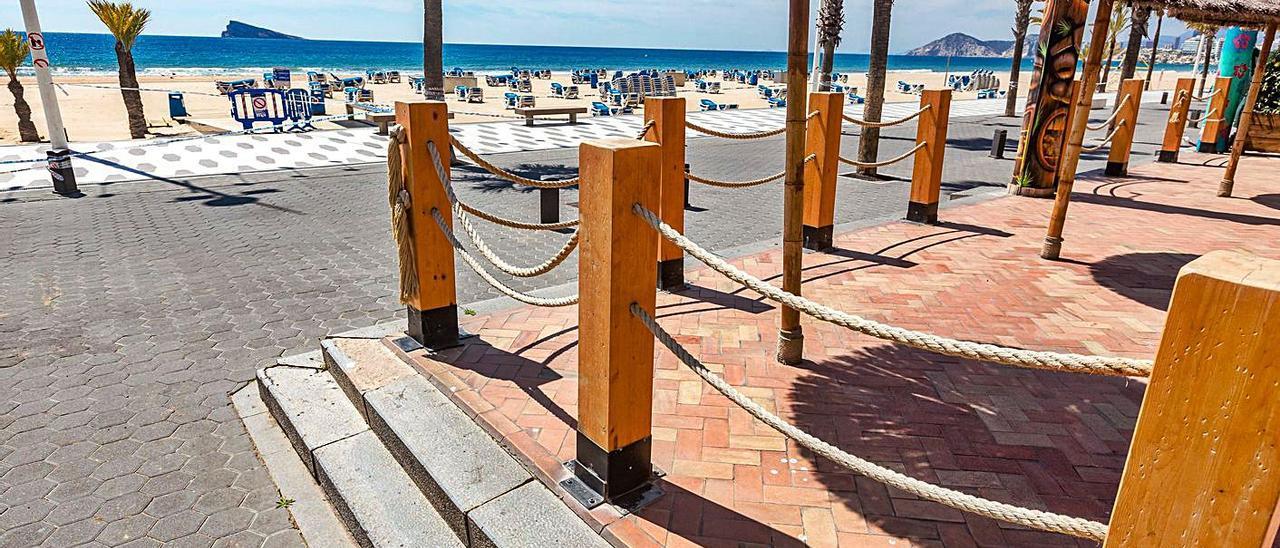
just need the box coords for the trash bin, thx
[168,92,188,117]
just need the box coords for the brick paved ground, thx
[0,103,1179,547]
[406,152,1280,547]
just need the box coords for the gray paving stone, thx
[364,375,532,539]
[255,366,368,476]
[312,431,462,548]
[467,481,610,548]
[322,338,416,420]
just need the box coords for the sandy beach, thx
[0,68,1193,144]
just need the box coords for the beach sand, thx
[0,69,1192,144]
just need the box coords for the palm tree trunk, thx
[1197,31,1215,96]
[856,0,893,177]
[1004,25,1029,117]
[1101,33,1118,91]
[819,42,836,91]
[114,42,146,139]
[7,74,39,143]
[1119,8,1148,80]
[423,0,444,101]
[1145,12,1163,89]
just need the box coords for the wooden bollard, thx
[1157,78,1195,163]
[572,138,661,503]
[645,97,686,290]
[802,91,844,250]
[1107,250,1280,546]
[907,89,951,225]
[1197,76,1233,153]
[394,101,458,349]
[1104,79,1144,177]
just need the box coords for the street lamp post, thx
[19,0,77,195]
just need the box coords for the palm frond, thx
[0,30,30,76]
[816,0,845,49]
[87,1,150,50]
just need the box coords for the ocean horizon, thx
[23,32,1195,77]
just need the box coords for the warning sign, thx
[28,33,44,50]
[33,59,48,69]
[252,96,269,117]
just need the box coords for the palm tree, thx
[1005,0,1038,117]
[423,0,444,101]
[1190,24,1218,96]
[816,0,844,92]
[1144,8,1164,89]
[0,30,39,142]
[1098,4,1130,92]
[855,0,894,178]
[87,1,149,139]
[1118,6,1150,81]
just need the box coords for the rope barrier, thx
[431,208,579,307]
[631,303,1110,541]
[386,127,418,303]
[1191,88,1221,102]
[685,154,815,188]
[636,120,656,140]
[631,205,1153,377]
[684,120,787,140]
[458,201,579,231]
[57,82,225,97]
[427,141,579,278]
[1188,108,1218,124]
[449,135,579,188]
[839,142,926,169]
[1086,95,1131,131]
[1082,121,1126,153]
[842,104,931,128]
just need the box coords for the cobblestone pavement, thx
[411,152,1280,547]
[0,104,1180,546]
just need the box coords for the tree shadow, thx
[1072,192,1280,226]
[788,343,1144,545]
[447,335,577,430]
[632,480,805,546]
[1251,193,1280,211]
[75,154,302,213]
[453,163,580,194]
[1089,252,1196,311]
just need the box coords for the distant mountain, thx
[905,32,1033,58]
[220,21,303,40]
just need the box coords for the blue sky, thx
[3,0,1188,54]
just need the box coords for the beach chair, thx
[517,95,536,108]
[591,102,614,116]
[550,82,566,98]
[699,99,737,111]
[344,87,374,103]
[309,81,333,99]
[516,79,532,93]
[409,76,425,93]
[386,71,401,83]
[504,92,520,109]
[467,87,484,103]
[454,85,469,99]
[847,92,865,104]
[215,78,256,95]
[368,70,387,85]
[563,85,579,100]
[768,91,787,108]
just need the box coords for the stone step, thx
[257,364,463,548]
[321,336,609,548]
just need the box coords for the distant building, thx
[1180,35,1202,54]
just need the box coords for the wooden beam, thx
[645,97,687,290]
[1157,77,1196,163]
[1197,76,1234,152]
[1040,0,1115,260]
[907,89,952,224]
[394,101,458,348]
[574,137,661,501]
[1106,250,1280,546]
[777,0,811,365]
[1105,78,1145,177]
[1220,24,1276,198]
[802,91,844,250]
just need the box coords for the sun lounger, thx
[504,92,520,109]
[408,76,425,93]
[215,78,256,95]
[847,92,865,104]
[344,87,374,103]
[976,88,1007,99]
[454,85,469,99]
[366,70,387,85]
[700,99,737,111]
[386,71,401,83]
[591,102,614,116]
[466,87,484,103]
[309,81,333,99]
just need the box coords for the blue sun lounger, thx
[591,102,614,116]
[215,78,256,95]
[700,99,737,111]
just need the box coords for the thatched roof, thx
[1131,0,1280,27]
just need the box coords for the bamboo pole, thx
[777,0,811,365]
[1040,0,1116,261]
[1218,24,1276,198]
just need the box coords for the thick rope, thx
[1189,108,1218,124]
[632,205,1153,377]
[842,104,931,128]
[1191,88,1221,102]
[636,119,657,140]
[450,135,579,188]
[685,154,815,189]
[458,202,580,231]
[1086,95,1131,131]
[430,208,579,307]
[839,142,926,169]
[632,304,1109,541]
[1082,121,1126,153]
[427,142,579,278]
[684,120,787,140]
[386,126,418,303]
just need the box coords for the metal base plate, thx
[560,461,665,515]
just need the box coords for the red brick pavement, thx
[401,153,1280,547]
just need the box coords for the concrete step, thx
[257,364,463,548]
[322,336,609,548]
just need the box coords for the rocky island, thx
[220,21,304,40]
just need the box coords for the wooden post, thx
[644,97,687,290]
[394,101,458,349]
[1220,24,1276,198]
[802,91,843,250]
[907,89,952,224]
[1104,78,1144,177]
[1039,0,1114,261]
[1106,250,1280,547]
[1197,76,1234,153]
[572,137,661,503]
[1157,77,1195,163]
[777,0,810,365]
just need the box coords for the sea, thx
[26,32,1194,77]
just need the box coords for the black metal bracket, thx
[559,461,665,515]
